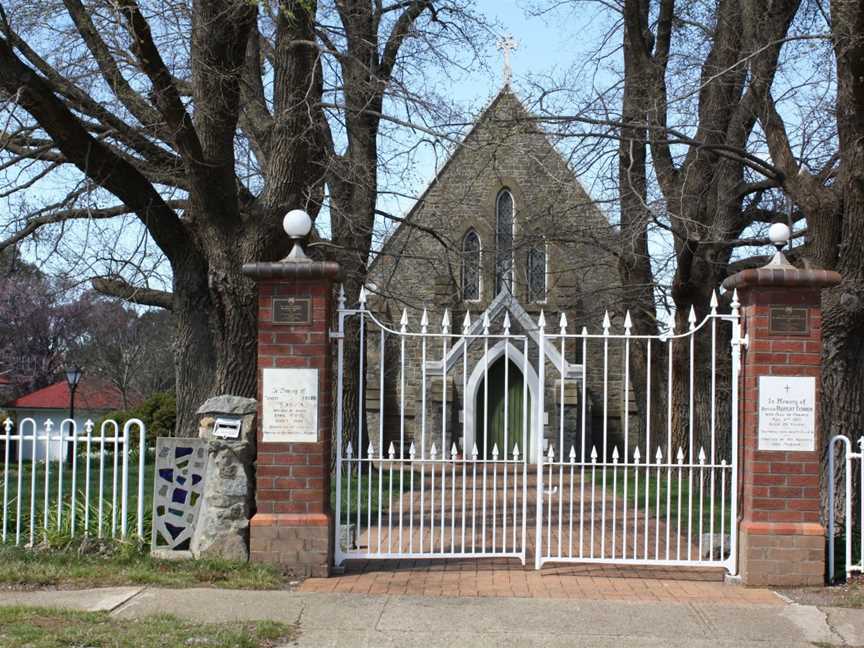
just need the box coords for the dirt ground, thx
[780,576,864,608]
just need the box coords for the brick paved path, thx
[317,463,750,603]
[300,560,778,604]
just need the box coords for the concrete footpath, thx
[1,585,863,647]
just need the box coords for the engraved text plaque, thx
[262,367,319,443]
[758,376,816,451]
[272,298,312,325]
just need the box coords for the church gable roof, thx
[371,87,597,273]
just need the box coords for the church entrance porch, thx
[333,289,741,574]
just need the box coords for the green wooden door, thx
[476,359,527,459]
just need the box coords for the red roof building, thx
[4,378,133,411]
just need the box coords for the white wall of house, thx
[7,409,99,462]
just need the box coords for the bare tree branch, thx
[91,276,173,310]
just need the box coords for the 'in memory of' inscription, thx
[758,376,816,451]
[262,367,319,443]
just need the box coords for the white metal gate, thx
[333,287,740,573]
[333,288,530,564]
[535,294,741,573]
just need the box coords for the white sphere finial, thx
[282,209,313,261]
[768,222,791,251]
[283,209,313,239]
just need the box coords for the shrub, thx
[97,391,176,446]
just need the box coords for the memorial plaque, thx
[769,306,809,335]
[262,367,319,443]
[758,376,816,451]
[272,297,312,325]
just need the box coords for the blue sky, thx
[367,0,622,243]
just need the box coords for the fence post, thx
[722,226,840,587]
[242,211,340,578]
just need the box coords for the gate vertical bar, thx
[358,290,367,544]
[687,307,696,560]
[419,309,427,553]
[534,311,546,569]
[728,291,741,575]
[579,327,587,558]
[503,314,511,553]
[601,311,610,559]
[709,292,718,560]
[462,313,470,554]
[623,312,632,559]
[521,336,529,563]
[481,313,489,553]
[643,338,651,560]
[377,328,385,554]
[333,287,346,565]
[440,311,450,554]
[399,308,408,554]
[558,314,567,558]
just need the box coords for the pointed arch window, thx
[495,189,514,293]
[526,242,547,303]
[461,229,481,301]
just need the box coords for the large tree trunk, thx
[171,217,286,435]
[617,4,667,450]
[172,258,218,435]
[819,0,864,534]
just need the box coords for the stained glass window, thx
[495,189,514,293]
[462,230,481,300]
[527,244,546,302]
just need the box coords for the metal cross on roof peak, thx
[496,35,518,86]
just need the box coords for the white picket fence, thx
[0,417,148,546]
[828,434,863,581]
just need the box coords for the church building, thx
[363,86,630,464]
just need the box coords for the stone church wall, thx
[362,90,640,462]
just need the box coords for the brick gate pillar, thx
[242,210,339,578]
[722,226,840,587]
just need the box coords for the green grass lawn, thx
[573,465,733,534]
[331,466,420,526]
[0,606,296,648]
[0,542,288,590]
[0,456,154,544]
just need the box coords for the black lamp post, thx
[64,366,82,462]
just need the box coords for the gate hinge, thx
[329,330,344,340]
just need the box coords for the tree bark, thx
[617,0,667,449]
[818,0,864,529]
